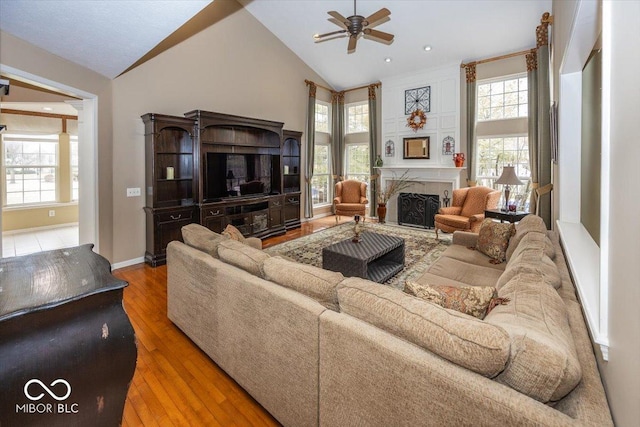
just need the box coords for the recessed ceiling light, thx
[42,107,53,111]
[384,57,392,63]
[424,45,432,51]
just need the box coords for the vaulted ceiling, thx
[0,0,550,91]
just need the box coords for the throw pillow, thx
[404,281,497,319]
[476,219,515,264]
[222,224,245,243]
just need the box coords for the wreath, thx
[406,109,427,132]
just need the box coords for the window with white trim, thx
[3,133,58,206]
[71,136,79,201]
[476,136,531,210]
[346,102,369,134]
[345,143,369,183]
[477,75,528,121]
[311,144,331,206]
[315,101,330,133]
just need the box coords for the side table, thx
[484,209,530,223]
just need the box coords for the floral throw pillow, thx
[404,281,498,319]
[476,219,515,264]
[222,224,245,243]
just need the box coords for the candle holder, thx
[352,215,362,243]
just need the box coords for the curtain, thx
[330,90,345,213]
[527,50,540,213]
[535,13,552,228]
[465,64,477,187]
[368,84,380,216]
[304,81,316,218]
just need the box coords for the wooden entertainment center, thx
[143,111,302,266]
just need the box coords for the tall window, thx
[477,75,528,121]
[315,102,330,133]
[70,136,79,201]
[346,102,369,133]
[476,136,531,209]
[3,134,58,206]
[311,144,330,206]
[345,143,369,183]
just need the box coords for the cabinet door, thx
[202,206,225,233]
[284,194,301,222]
[269,207,283,228]
[145,206,195,266]
[252,210,269,234]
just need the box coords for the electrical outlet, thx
[48,210,55,217]
[126,187,141,197]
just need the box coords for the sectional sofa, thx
[166,217,612,426]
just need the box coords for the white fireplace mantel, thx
[376,166,466,190]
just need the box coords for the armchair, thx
[333,180,368,223]
[434,186,501,238]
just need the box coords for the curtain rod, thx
[460,48,536,69]
[305,79,380,94]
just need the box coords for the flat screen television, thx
[204,153,278,201]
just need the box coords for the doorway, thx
[0,65,98,258]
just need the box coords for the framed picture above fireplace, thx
[403,137,430,159]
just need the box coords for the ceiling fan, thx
[313,0,394,54]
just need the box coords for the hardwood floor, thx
[114,215,354,426]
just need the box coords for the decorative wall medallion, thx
[405,86,431,114]
[406,109,427,132]
[442,136,455,155]
[385,139,395,157]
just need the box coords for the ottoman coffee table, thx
[322,232,405,283]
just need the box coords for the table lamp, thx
[495,165,523,212]
[226,170,235,192]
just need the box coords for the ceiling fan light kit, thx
[314,0,394,53]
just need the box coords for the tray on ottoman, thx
[322,232,405,283]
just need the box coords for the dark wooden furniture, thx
[484,209,530,223]
[282,130,302,230]
[322,232,405,283]
[142,113,198,266]
[0,245,137,427]
[143,111,303,265]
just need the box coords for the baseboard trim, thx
[112,257,145,271]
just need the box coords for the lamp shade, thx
[495,166,523,186]
[226,170,235,180]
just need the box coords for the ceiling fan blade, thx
[363,28,394,43]
[364,8,390,26]
[328,11,349,28]
[347,35,358,53]
[314,29,347,40]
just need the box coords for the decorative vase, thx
[352,215,362,242]
[377,203,387,224]
[375,155,383,167]
[453,153,465,167]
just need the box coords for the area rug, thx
[264,222,451,290]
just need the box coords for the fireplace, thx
[397,193,440,229]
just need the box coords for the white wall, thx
[111,4,330,264]
[381,64,460,168]
[553,1,640,425]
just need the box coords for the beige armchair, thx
[434,186,501,238]
[333,180,368,223]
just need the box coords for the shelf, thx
[157,152,193,155]
[158,178,193,182]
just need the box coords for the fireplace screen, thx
[397,193,440,229]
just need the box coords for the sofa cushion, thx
[505,214,548,261]
[508,232,556,265]
[337,278,511,377]
[263,256,342,311]
[439,244,506,271]
[427,256,504,288]
[217,239,270,278]
[404,281,497,319]
[484,272,582,403]
[222,224,246,243]
[476,219,514,263]
[497,254,561,291]
[181,223,227,258]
